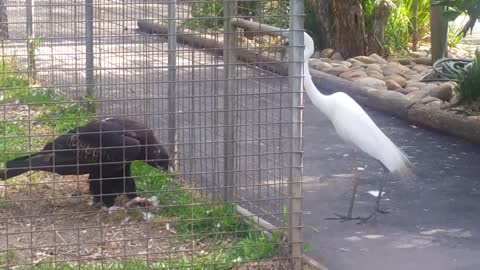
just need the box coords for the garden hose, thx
[420,58,473,82]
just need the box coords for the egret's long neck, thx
[303,60,329,115]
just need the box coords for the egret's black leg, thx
[325,173,363,222]
[357,165,390,224]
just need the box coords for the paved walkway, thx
[303,17,480,270]
[303,79,480,270]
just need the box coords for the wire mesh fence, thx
[0,0,304,268]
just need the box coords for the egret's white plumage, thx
[302,32,415,183]
[302,32,415,222]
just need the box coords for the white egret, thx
[302,32,415,223]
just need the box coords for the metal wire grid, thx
[0,0,303,268]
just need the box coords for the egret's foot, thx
[377,208,390,215]
[325,213,363,223]
[356,207,390,224]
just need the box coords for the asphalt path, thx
[303,93,480,270]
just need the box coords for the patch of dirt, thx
[0,174,207,267]
[0,175,287,269]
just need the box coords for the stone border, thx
[136,21,480,143]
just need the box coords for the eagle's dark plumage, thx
[0,117,170,207]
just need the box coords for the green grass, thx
[0,250,18,268]
[0,121,32,164]
[0,199,16,209]
[448,21,465,48]
[455,49,480,103]
[0,60,94,166]
[34,102,95,133]
[0,60,61,106]
[384,0,431,54]
[131,161,251,238]
[1,87,65,105]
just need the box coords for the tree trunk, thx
[430,5,448,62]
[305,0,335,49]
[333,0,366,58]
[0,0,8,39]
[367,0,393,56]
[412,0,419,51]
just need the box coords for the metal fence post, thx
[0,0,8,39]
[288,0,304,268]
[85,0,95,98]
[223,0,237,202]
[168,0,178,172]
[26,0,35,80]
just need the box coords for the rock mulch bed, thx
[308,49,472,111]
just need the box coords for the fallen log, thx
[407,103,480,142]
[137,19,288,75]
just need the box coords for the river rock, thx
[406,89,429,101]
[336,61,353,68]
[422,83,439,93]
[339,70,368,81]
[369,53,388,64]
[351,61,369,69]
[366,63,382,72]
[353,55,376,64]
[403,87,421,94]
[406,82,426,89]
[383,63,412,76]
[411,64,430,73]
[319,48,335,58]
[355,77,387,89]
[317,57,332,63]
[384,74,407,87]
[367,70,384,80]
[412,57,432,65]
[325,66,349,76]
[386,80,402,90]
[310,59,333,71]
[391,88,410,95]
[421,96,442,104]
[425,100,443,107]
[430,83,453,101]
[410,51,428,58]
[332,52,344,61]
[397,58,413,65]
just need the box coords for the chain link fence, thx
[0,0,305,268]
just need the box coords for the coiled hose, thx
[420,58,473,82]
